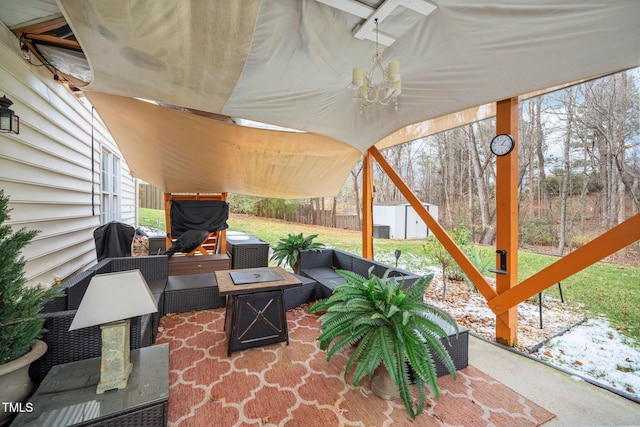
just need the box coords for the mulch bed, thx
[424,277,587,353]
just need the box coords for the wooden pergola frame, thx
[362,97,640,346]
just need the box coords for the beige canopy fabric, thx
[86,92,360,197]
[58,0,640,197]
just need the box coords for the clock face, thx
[490,134,515,156]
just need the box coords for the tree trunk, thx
[351,162,363,230]
[528,103,536,219]
[533,96,553,218]
[579,134,590,234]
[479,209,497,246]
[468,124,490,239]
[557,88,575,256]
[468,144,474,240]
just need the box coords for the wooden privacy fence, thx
[139,184,164,210]
[139,185,360,231]
[270,208,360,231]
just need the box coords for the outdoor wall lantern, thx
[0,95,20,134]
[69,270,158,394]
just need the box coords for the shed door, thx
[405,206,428,239]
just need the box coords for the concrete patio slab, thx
[469,335,639,426]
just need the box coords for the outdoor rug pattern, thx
[156,307,555,427]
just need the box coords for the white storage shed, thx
[373,202,438,240]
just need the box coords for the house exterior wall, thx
[0,22,136,287]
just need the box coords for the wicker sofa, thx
[298,248,422,299]
[30,256,169,383]
[298,248,468,377]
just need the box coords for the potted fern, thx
[309,269,458,419]
[270,233,324,274]
[0,190,61,424]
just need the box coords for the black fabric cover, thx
[169,200,229,237]
[163,229,209,257]
[93,221,135,261]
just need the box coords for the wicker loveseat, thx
[30,256,168,383]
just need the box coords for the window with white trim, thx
[101,150,121,224]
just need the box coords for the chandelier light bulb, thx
[352,67,364,87]
[388,60,400,80]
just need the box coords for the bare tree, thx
[467,123,491,240]
[533,96,554,218]
[578,72,640,227]
[557,88,576,256]
[350,161,363,230]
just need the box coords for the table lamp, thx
[69,270,158,394]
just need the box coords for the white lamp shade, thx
[69,270,158,330]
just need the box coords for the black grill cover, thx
[93,221,135,261]
[163,229,210,257]
[169,200,229,237]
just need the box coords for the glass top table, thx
[11,344,169,427]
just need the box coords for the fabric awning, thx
[87,92,360,197]
[59,0,640,197]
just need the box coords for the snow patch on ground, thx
[534,318,640,398]
[385,256,640,400]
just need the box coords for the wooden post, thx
[164,193,173,251]
[219,193,228,255]
[494,98,519,346]
[362,151,374,259]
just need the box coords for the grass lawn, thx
[139,208,640,343]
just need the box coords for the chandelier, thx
[350,19,401,112]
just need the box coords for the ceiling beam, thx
[317,0,436,46]
[22,33,81,50]
[13,16,68,35]
[316,0,371,19]
[353,0,436,46]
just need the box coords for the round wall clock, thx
[490,134,515,156]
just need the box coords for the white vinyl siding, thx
[101,150,121,224]
[0,21,136,287]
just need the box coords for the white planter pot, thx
[0,340,47,426]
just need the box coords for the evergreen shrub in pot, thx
[0,190,61,424]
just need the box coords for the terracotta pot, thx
[0,340,47,426]
[371,365,400,400]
